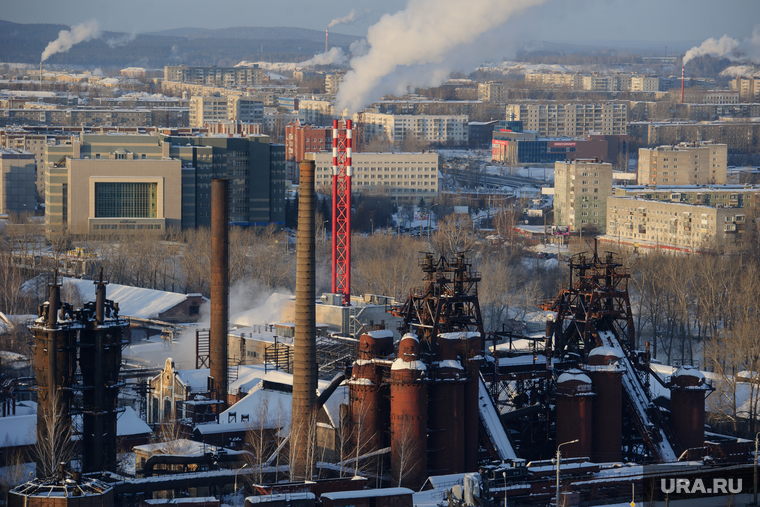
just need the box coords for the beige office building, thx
[637,141,727,186]
[307,151,439,201]
[606,186,758,250]
[505,102,627,137]
[554,159,613,231]
[46,158,182,235]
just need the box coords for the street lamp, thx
[234,463,248,507]
[502,470,508,507]
[556,439,579,507]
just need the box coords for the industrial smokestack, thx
[325,28,329,54]
[681,66,685,105]
[292,159,317,481]
[210,179,229,408]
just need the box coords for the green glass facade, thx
[94,182,158,218]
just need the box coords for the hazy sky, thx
[3,0,758,45]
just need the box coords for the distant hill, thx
[0,20,360,68]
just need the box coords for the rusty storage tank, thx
[555,369,594,459]
[390,333,428,489]
[463,332,484,472]
[9,475,114,507]
[348,330,394,455]
[584,346,623,463]
[670,366,709,451]
[428,332,468,475]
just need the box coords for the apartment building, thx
[630,76,660,92]
[298,98,339,125]
[0,149,36,214]
[581,75,618,92]
[629,120,760,153]
[325,73,344,96]
[189,96,263,128]
[284,121,347,182]
[164,65,264,87]
[43,133,285,234]
[505,102,627,137]
[553,159,614,231]
[606,185,760,250]
[307,151,439,201]
[478,82,510,102]
[731,76,760,102]
[361,112,468,145]
[0,108,188,128]
[524,73,580,89]
[637,142,727,186]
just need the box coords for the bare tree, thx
[31,390,76,479]
[392,419,421,488]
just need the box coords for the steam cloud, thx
[683,25,760,66]
[335,0,546,114]
[41,19,101,62]
[106,32,137,48]
[298,47,349,67]
[328,9,358,28]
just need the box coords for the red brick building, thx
[285,121,333,182]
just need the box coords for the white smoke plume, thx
[41,19,101,62]
[335,0,546,114]
[106,32,136,48]
[683,25,760,66]
[328,9,358,29]
[298,47,349,67]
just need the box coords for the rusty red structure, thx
[331,119,352,305]
[584,346,623,463]
[669,366,710,451]
[555,370,593,459]
[210,179,229,408]
[31,270,127,476]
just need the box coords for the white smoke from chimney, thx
[298,47,349,67]
[328,9,358,29]
[335,0,546,115]
[683,25,760,66]
[683,35,740,66]
[41,20,101,62]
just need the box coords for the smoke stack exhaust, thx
[292,159,317,480]
[210,179,229,408]
[325,28,329,54]
[681,66,685,105]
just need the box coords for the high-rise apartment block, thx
[478,82,510,102]
[731,76,760,102]
[361,112,468,145]
[505,103,627,137]
[189,96,263,128]
[164,65,264,87]
[553,159,614,231]
[637,142,727,186]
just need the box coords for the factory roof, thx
[60,277,196,320]
[118,406,152,437]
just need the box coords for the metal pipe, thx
[556,439,578,507]
[292,159,317,480]
[210,179,229,408]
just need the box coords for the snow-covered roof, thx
[557,369,592,385]
[588,346,622,359]
[364,329,394,339]
[58,277,192,320]
[438,331,480,340]
[0,414,35,446]
[176,368,211,392]
[218,382,293,430]
[321,487,413,500]
[117,406,152,437]
[391,359,426,371]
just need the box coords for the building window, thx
[94,182,158,218]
